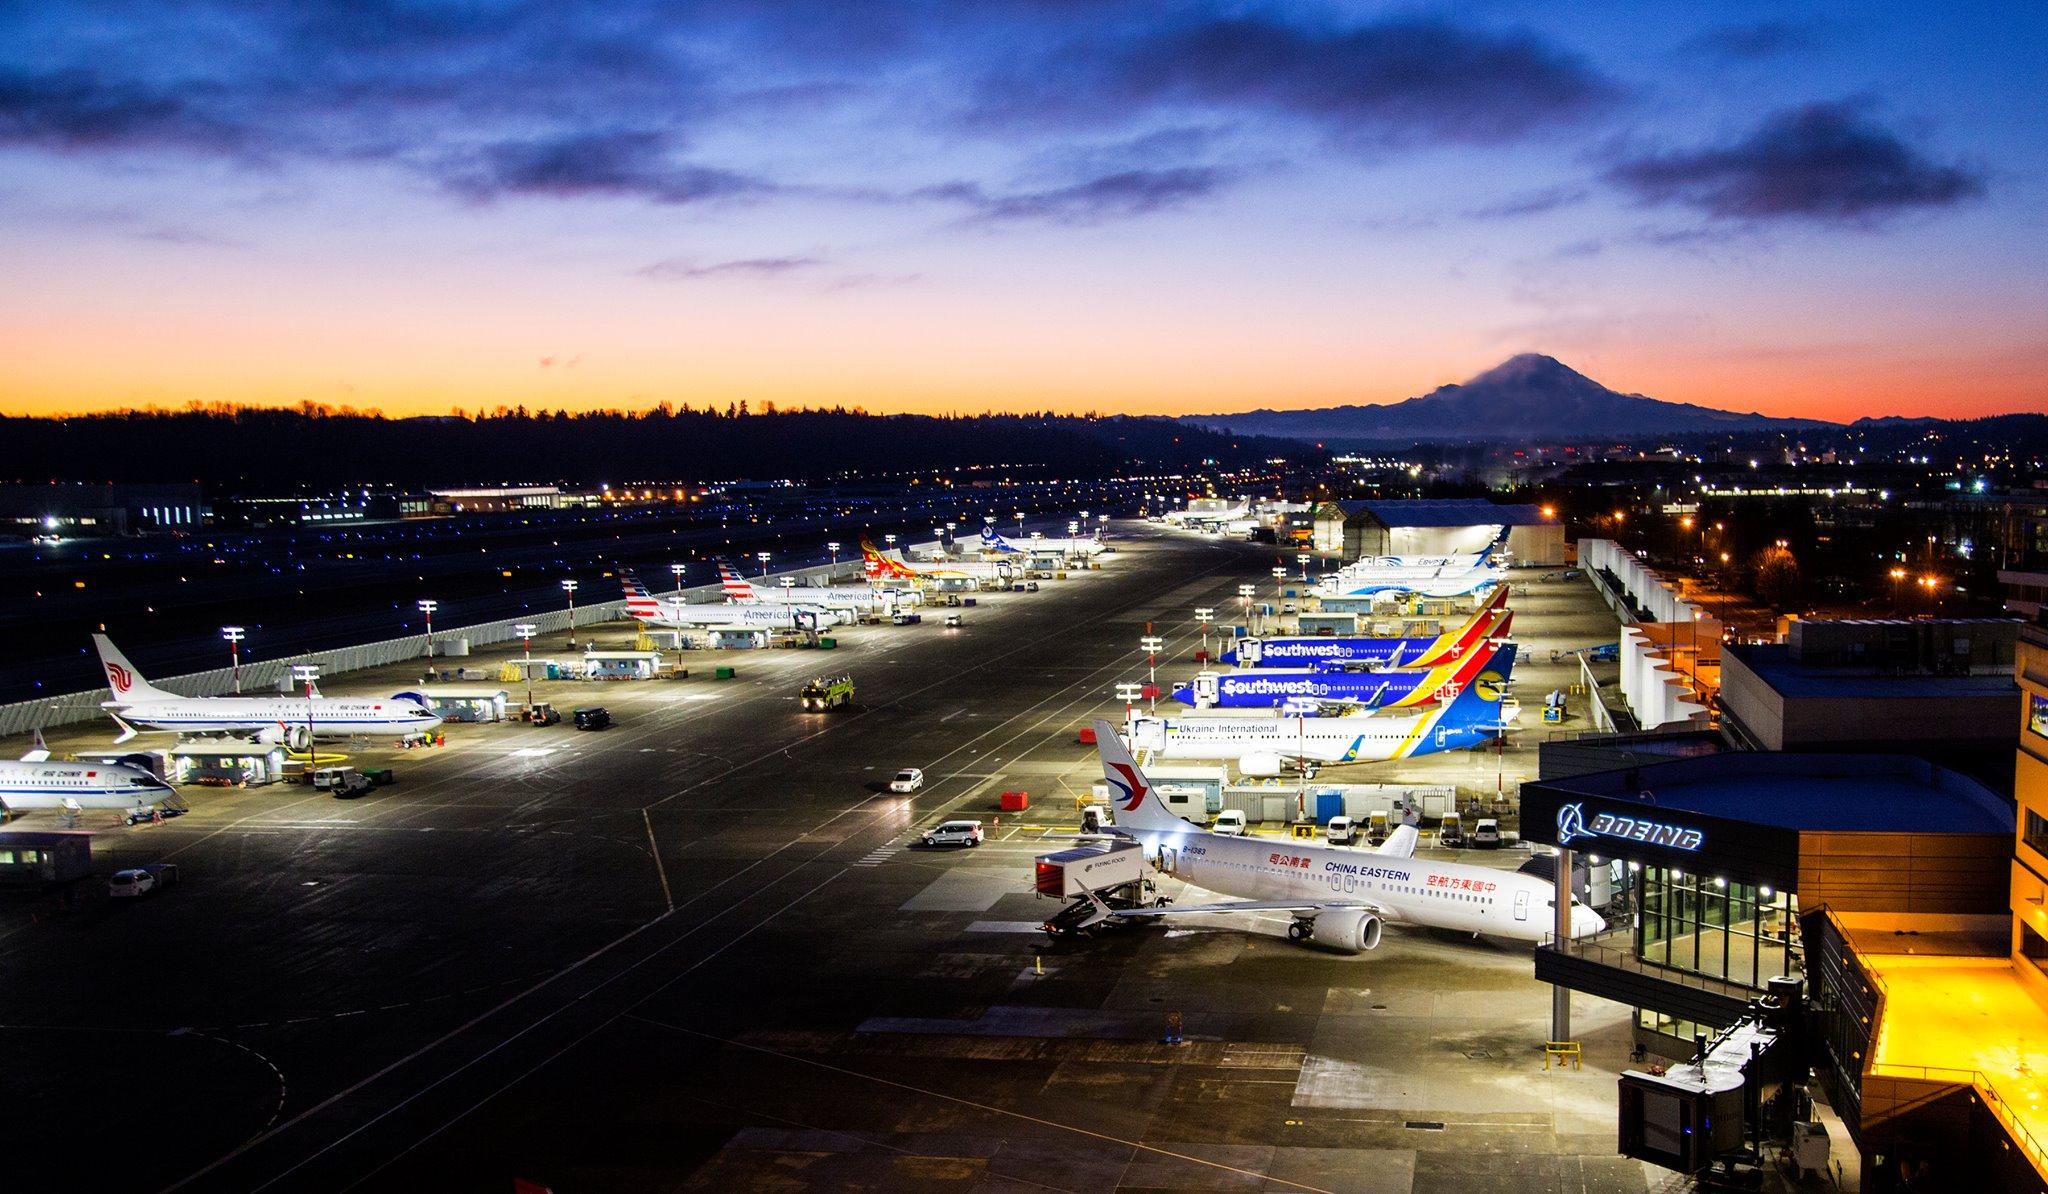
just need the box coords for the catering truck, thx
[1036,841,1165,936]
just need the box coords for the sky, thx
[2,1,2043,423]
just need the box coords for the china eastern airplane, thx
[1128,648,1516,775]
[0,730,180,820]
[858,537,1015,582]
[978,528,1104,558]
[93,635,441,746]
[1068,718,1606,952]
[1173,640,1513,710]
[713,561,874,614]
[1224,589,1509,668]
[623,574,833,630]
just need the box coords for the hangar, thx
[1312,498,1564,566]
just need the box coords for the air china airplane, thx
[622,575,832,630]
[0,730,179,821]
[1080,718,1605,952]
[1126,651,1516,775]
[1173,642,1516,711]
[1224,589,1510,669]
[93,635,441,746]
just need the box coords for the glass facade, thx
[1635,865,1801,988]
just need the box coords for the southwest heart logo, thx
[105,662,133,693]
[1108,761,1147,812]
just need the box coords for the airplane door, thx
[1157,848,1178,875]
[1513,891,1530,922]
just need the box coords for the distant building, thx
[427,486,562,513]
[1313,498,1564,566]
[2002,568,2048,619]
[0,482,206,536]
[215,490,429,526]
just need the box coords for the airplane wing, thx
[1111,898,1391,920]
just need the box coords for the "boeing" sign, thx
[1555,801,1704,852]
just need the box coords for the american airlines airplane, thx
[713,562,873,615]
[1127,652,1517,776]
[1079,718,1605,952]
[93,635,441,746]
[622,575,834,630]
[1224,588,1510,668]
[1173,642,1515,711]
[0,731,180,821]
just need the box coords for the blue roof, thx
[1360,499,1550,528]
[1728,644,2018,700]
[1541,752,2009,834]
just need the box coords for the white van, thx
[1325,815,1360,846]
[1472,818,1502,849]
[889,768,924,793]
[920,820,983,848]
[1212,810,1247,836]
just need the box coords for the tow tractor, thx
[800,673,855,712]
[1036,840,1168,937]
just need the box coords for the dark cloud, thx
[637,255,823,280]
[1609,103,1984,222]
[0,69,248,154]
[933,166,1227,223]
[984,16,1618,146]
[1679,22,1817,61]
[444,131,764,204]
[1462,186,1588,220]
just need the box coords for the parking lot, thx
[0,528,1652,1193]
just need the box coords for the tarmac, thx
[0,526,1675,1193]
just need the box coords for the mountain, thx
[1182,354,1830,443]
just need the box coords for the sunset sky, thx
[3,1,2043,422]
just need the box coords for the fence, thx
[0,554,881,739]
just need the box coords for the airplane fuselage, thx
[109,697,441,739]
[0,760,173,811]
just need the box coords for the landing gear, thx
[1287,919,1311,942]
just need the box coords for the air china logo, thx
[105,662,133,693]
[1556,801,1703,852]
[1106,761,1148,812]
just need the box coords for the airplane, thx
[977,528,1104,558]
[1068,716,1605,952]
[92,635,441,747]
[713,561,874,614]
[0,732,181,822]
[1224,588,1510,668]
[1315,560,1503,600]
[858,537,1015,583]
[1127,647,1517,775]
[1172,641,1515,711]
[1163,501,1249,528]
[622,574,833,631]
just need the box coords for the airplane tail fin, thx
[21,728,50,762]
[93,634,171,702]
[1377,822,1419,858]
[620,574,663,623]
[715,559,758,602]
[1092,719,1189,833]
[1438,642,1517,732]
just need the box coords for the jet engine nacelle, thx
[254,723,311,751]
[1235,752,1285,779]
[1308,909,1384,954]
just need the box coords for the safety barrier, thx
[0,556,873,739]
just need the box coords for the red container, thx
[1141,684,1160,701]
[1193,649,1210,664]
[1077,726,1097,745]
[999,790,1030,812]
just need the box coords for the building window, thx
[1635,866,1799,988]
[2027,809,2048,860]
[2032,694,2048,741]
[2025,922,2048,983]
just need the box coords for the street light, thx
[1296,552,1310,581]
[826,541,841,575]
[221,626,245,694]
[669,563,685,595]
[779,577,796,602]
[1272,566,1288,631]
[1014,510,1025,538]
[561,579,579,647]
[1140,634,1164,712]
[1238,583,1255,632]
[417,598,438,661]
[1194,607,1214,658]
[884,534,897,556]
[1115,682,1144,726]
[756,550,771,577]
[1889,566,1908,610]
[514,623,537,711]
[291,664,320,769]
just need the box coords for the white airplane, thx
[0,730,181,821]
[1076,719,1605,952]
[977,528,1104,558]
[1126,659,1518,776]
[94,635,442,747]
[622,575,837,631]
[859,537,1017,583]
[1164,502,1249,528]
[713,562,873,615]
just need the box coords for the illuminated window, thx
[2026,810,2048,859]
[2032,694,2048,741]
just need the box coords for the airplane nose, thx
[1573,907,1608,937]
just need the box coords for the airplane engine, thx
[1235,752,1285,779]
[254,723,312,751]
[1307,909,1384,954]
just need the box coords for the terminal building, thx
[0,482,207,536]
[1311,498,1564,567]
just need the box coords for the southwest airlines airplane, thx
[1126,651,1516,775]
[1173,642,1515,711]
[1078,718,1605,952]
[94,635,441,746]
[1224,588,1510,668]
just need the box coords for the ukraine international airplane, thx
[93,635,441,747]
[1076,719,1606,952]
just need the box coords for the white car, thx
[920,820,983,848]
[889,768,924,793]
[1212,809,1247,836]
[1325,815,1360,846]
[1472,818,1502,849]
[108,864,179,898]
